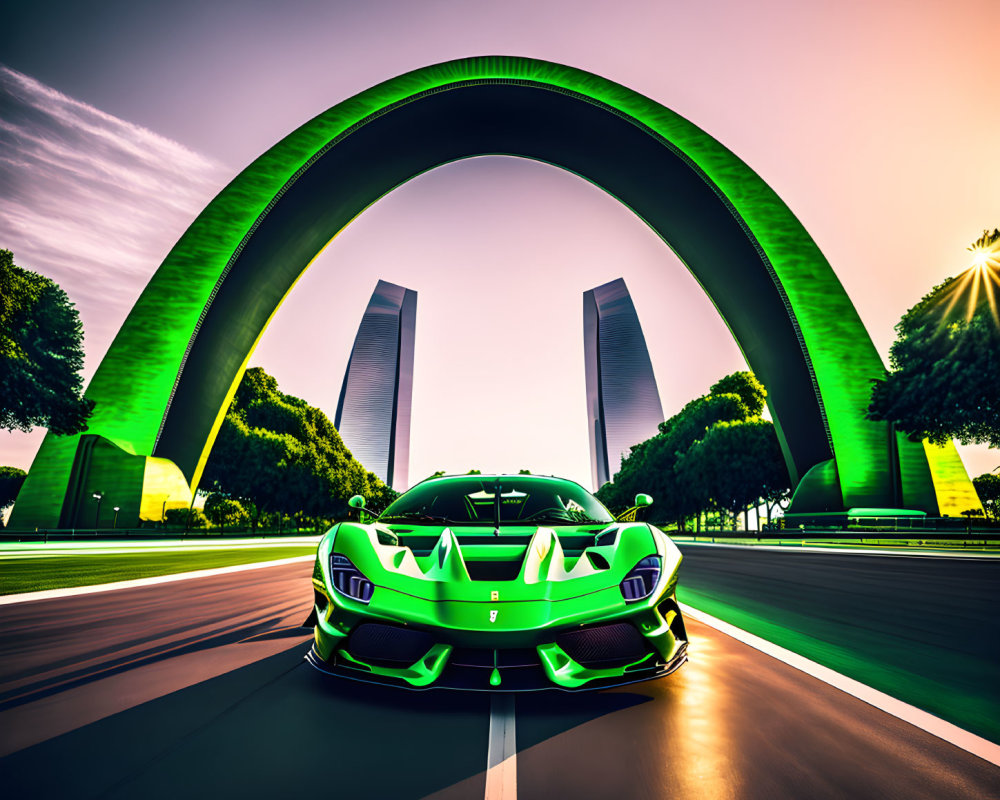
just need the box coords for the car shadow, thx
[0,642,662,800]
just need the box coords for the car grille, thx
[557,622,651,668]
[346,623,433,667]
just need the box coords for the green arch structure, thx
[11,56,981,529]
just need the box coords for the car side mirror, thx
[348,495,371,522]
[616,493,653,522]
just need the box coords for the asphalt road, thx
[675,543,1000,741]
[1,559,998,799]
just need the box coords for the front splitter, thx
[304,644,687,692]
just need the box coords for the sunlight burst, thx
[949,229,1000,325]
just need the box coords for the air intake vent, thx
[557,622,650,668]
[346,623,433,667]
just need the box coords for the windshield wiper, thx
[379,512,454,524]
[524,514,610,526]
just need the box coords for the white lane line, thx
[0,555,315,606]
[675,541,1000,559]
[680,603,1000,767]
[485,693,517,800]
[0,536,321,555]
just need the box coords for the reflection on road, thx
[670,629,733,800]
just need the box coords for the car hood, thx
[318,520,680,605]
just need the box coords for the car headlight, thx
[330,553,374,603]
[620,555,661,602]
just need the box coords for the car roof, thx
[413,473,586,488]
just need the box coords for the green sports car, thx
[306,474,688,691]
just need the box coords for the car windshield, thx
[379,476,614,526]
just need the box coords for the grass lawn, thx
[0,544,317,595]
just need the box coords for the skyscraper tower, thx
[335,280,417,489]
[584,278,664,490]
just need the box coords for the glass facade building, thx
[335,280,417,489]
[584,278,664,490]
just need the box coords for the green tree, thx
[202,367,397,529]
[597,371,789,529]
[0,250,94,435]
[164,507,208,530]
[205,413,300,528]
[203,493,247,531]
[868,229,1000,447]
[0,466,27,522]
[677,418,790,529]
[972,473,1000,522]
[709,372,766,417]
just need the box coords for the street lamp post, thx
[92,492,104,529]
[113,506,120,529]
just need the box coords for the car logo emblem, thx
[490,609,498,623]
[491,590,499,601]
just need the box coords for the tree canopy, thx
[0,250,94,435]
[868,229,1000,448]
[201,367,397,529]
[972,473,1000,522]
[677,418,789,521]
[597,371,791,528]
[202,493,248,531]
[0,466,27,521]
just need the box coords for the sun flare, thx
[947,229,1000,325]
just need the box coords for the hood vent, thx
[465,560,524,581]
[586,551,611,570]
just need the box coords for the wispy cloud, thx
[0,65,232,470]
[0,64,231,355]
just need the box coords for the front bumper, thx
[306,591,689,691]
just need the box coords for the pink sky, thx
[2,0,998,490]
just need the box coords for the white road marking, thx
[485,693,517,800]
[0,555,315,606]
[680,603,1000,767]
[0,536,321,558]
[675,541,1000,559]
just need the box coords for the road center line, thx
[680,602,1000,767]
[485,693,517,800]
